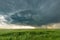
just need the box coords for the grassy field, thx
[0,29,60,40]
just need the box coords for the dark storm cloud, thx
[0,0,60,26]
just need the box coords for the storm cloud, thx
[0,0,60,26]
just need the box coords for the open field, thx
[0,29,60,40]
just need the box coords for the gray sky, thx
[0,0,60,26]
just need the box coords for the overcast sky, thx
[0,0,60,26]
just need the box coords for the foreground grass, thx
[0,29,60,40]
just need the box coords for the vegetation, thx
[0,29,60,40]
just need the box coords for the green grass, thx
[0,29,60,40]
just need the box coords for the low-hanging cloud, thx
[0,0,60,27]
